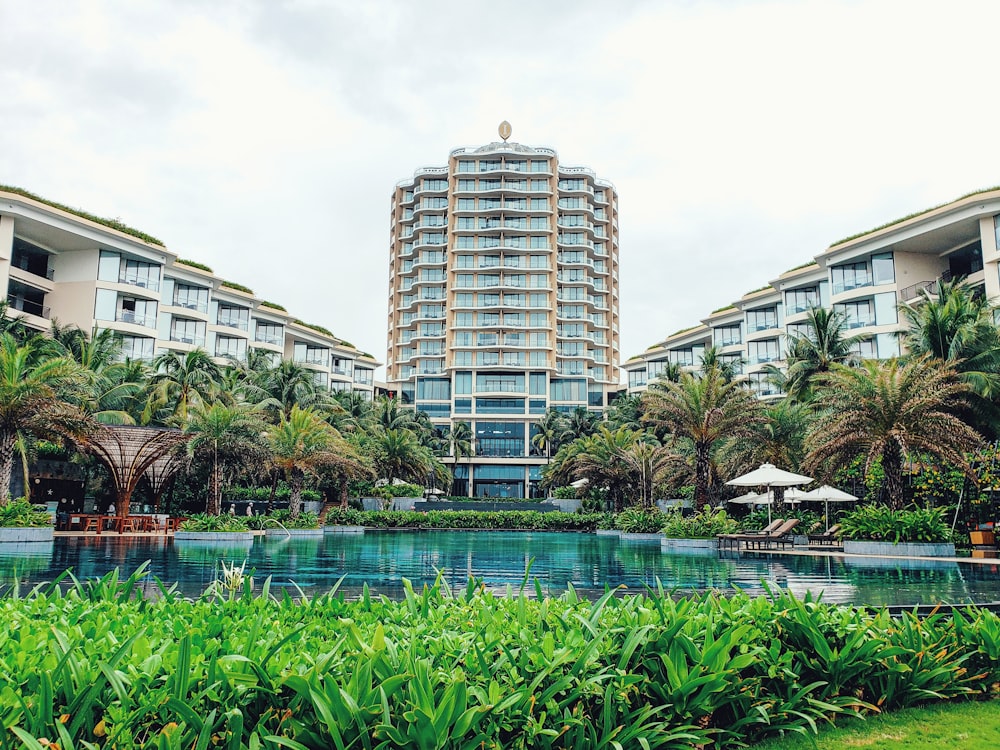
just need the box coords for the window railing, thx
[116,310,154,327]
[119,273,160,291]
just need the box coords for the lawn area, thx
[753,700,1000,749]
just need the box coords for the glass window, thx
[457,198,475,210]
[850,338,878,359]
[457,160,475,173]
[746,307,777,332]
[455,398,472,414]
[876,333,901,359]
[530,198,549,210]
[453,351,472,366]
[748,338,780,364]
[173,284,209,312]
[417,378,450,400]
[98,250,120,282]
[476,398,524,414]
[455,371,473,394]
[784,287,819,315]
[831,262,872,294]
[834,299,875,329]
[628,369,647,388]
[456,255,474,268]
[456,236,474,249]
[530,293,549,308]
[529,255,549,269]
[550,378,586,402]
[119,335,154,361]
[215,336,247,360]
[476,373,525,393]
[454,293,473,307]
[455,274,474,288]
[121,259,160,290]
[94,288,117,322]
[713,324,742,346]
[117,296,157,327]
[530,160,549,172]
[872,252,895,285]
[454,312,473,326]
[354,367,374,385]
[530,312,548,327]
[217,304,250,330]
[873,292,898,325]
[170,318,206,346]
[474,422,525,458]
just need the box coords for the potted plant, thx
[840,505,955,557]
[174,513,254,544]
[660,508,738,553]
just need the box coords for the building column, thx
[0,216,14,298]
[980,216,1000,303]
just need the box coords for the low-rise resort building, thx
[0,185,379,397]
[625,187,1000,398]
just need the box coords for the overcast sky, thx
[2,0,999,378]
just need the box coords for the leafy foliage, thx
[219,280,255,295]
[839,505,952,544]
[661,508,738,538]
[0,498,51,527]
[177,512,250,532]
[324,508,604,530]
[0,568,999,748]
[614,507,667,533]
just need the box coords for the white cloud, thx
[2,0,999,375]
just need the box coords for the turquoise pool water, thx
[1,531,998,605]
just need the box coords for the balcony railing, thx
[7,297,49,318]
[119,274,160,292]
[116,310,155,327]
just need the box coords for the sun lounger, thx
[807,524,840,546]
[726,518,800,551]
[717,518,784,550]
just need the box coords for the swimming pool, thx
[2,530,998,605]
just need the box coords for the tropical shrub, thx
[614,507,667,533]
[839,505,952,544]
[267,509,320,529]
[178,513,250,532]
[1,567,999,749]
[0,498,50,528]
[661,508,737,538]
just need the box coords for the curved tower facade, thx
[387,129,620,498]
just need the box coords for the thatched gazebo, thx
[76,425,191,521]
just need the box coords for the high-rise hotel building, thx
[386,125,620,498]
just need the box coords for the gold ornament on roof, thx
[498,121,512,141]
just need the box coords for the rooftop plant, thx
[0,183,165,246]
[743,285,773,296]
[259,300,286,311]
[783,260,818,274]
[710,304,737,314]
[220,280,255,295]
[668,325,701,338]
[829,185,1000,247]
[292,319,336,338]
[174,258,214,273]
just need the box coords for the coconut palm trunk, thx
[694,445,712,512]
[0,428,16,502]
[289,468,304,518]
[882,443,905,510]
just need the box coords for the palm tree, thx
[373,428,436,486]
[146,349,221,424]
[898,278,1000,406]
[699,345,742,382]
[0,333,91,503]
[561,406,600,444]
[262,360,331,416]
[445,420,472,463]
[778,307,864,402]
[721,399,811,513]
[185,402,269,515]
[374,396,417,431]
[604,393,644,432]
[531,409,566,459]
[60,328,146,424]
[805,356,983,510]
[268,406,346,518]
[643,365,764,511]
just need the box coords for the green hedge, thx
[2,567,1000,749]
[614,507,668,533]
[325,508,603,531]
[247,510,320,530]
[224,486,322,505]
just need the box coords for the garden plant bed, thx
[662,537,718,554]
[0,526,53,543]
[843,540,957,557]
[173,531,255,543]
[263,528,323,538]
[3,567,1000,749]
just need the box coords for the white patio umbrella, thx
[726,463,813,523]
[728,491,769,505]
[802,485,858,528]
[570,477,590,489]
